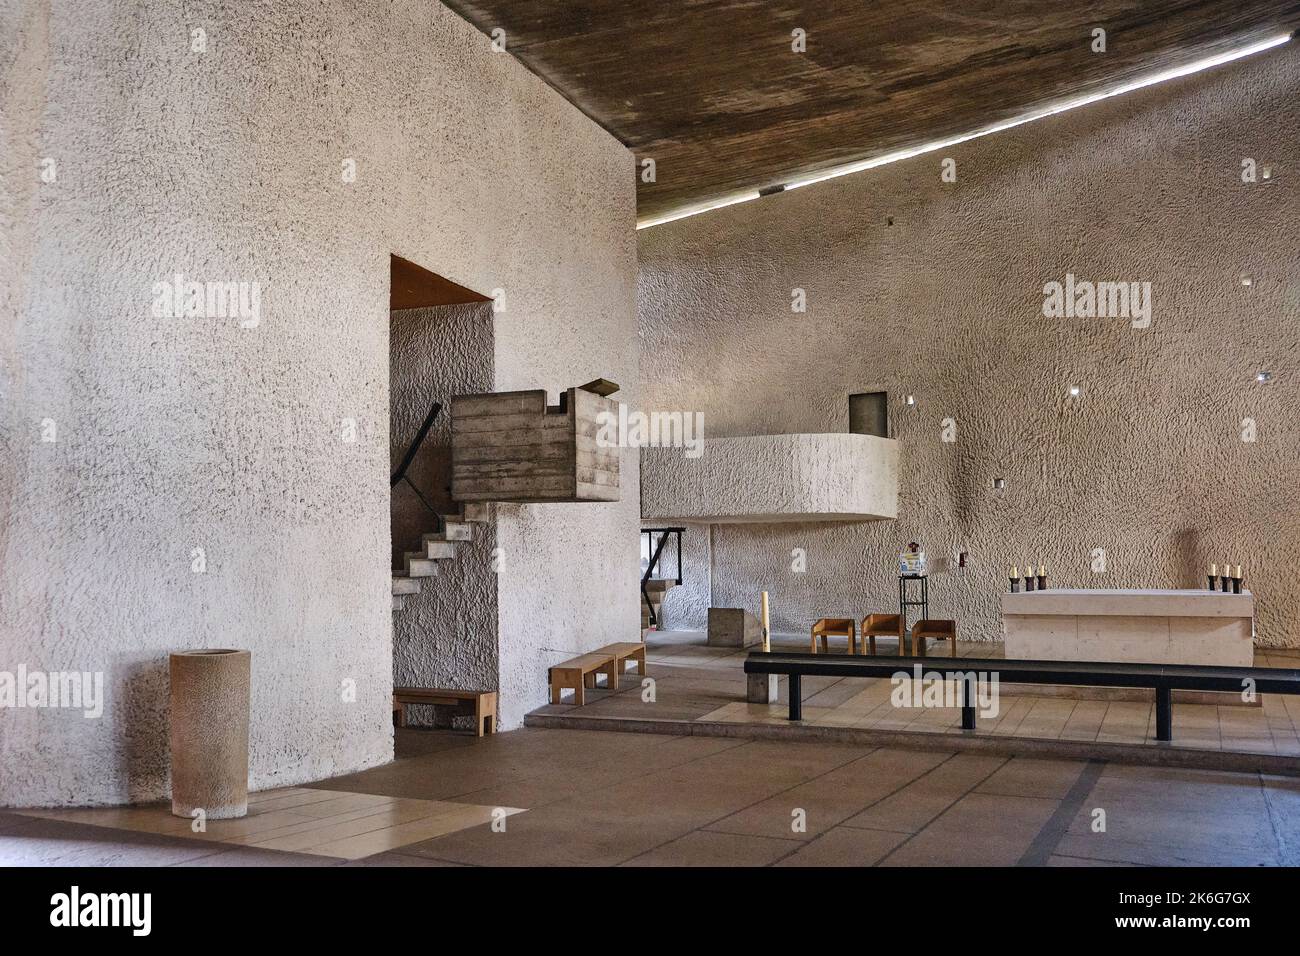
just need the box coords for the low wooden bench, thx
[597,642,647,685]
[549,652,617,706]
[392,687,497,737]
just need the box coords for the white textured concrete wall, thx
[638,44,1300,646]
[642,433,898,522]
[1,0,636,806]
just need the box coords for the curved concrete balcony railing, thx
[641,433,898,523]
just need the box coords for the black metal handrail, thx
[640,527,684,628]
[391,401,443,527]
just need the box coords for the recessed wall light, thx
[905,394,915,406]
[1257,370,1273,383]
[1241,275,1254,287]
[992,478,1006,491]
[1068,385,1081,397]
[1262,166,1273,180]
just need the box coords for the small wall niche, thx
[849,391,889,438]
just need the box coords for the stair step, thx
[461,503,491,523]
[420,539,457,559]
[434,521,472,541]
[644,579,676,593]
[392,574,421,596]
[404,554,440,577]
[392,595,406,611]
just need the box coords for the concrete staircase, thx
[640,578,677,630]
[392,502,491,611]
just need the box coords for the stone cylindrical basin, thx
[169,649,251,819]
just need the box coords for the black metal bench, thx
[743,652,1300,742]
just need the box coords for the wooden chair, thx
[912,619,957,657]
[860,613,906,656]
[810,618,856,654]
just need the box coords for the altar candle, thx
[760,591,771,653]
[1011,566,1018,578]
[1235,565,1242,578]
[1026,565,1035,576]
[1211,563,1217,576]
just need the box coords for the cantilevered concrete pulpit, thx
[1002,589,1254,667]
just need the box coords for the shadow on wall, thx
[120,656,170,804]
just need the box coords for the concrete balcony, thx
[451,385,621,503]
[641,433,898,523]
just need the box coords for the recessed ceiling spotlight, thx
[1241,275,1254,287]
[992,478,1006,491]
[1068,385,1081,397]
[1257,370,1273,383]
[905,394,915,406]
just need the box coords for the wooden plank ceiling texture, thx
[441,1,1300,221]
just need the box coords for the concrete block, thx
[708,607,762,647]
[747,673,780,704]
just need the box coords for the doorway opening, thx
[388,255,493,568]
[388,254,499,707]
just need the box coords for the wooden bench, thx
[743,652,1300,741]
[597,642,647,685]
[548,652,617,705]
[392,687,497,737]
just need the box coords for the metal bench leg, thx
[1156,686,1172,741]
[789,674,802,721]
[961,675,976,730]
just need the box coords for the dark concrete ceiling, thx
[441,1,1300,223]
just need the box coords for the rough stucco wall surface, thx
[638,45,1300,646]
[1,0,635,806]
[642,434,899,521]
[390,304,497,698]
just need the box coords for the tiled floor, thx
[7,726,1296,866]
[530,631,1300,758]
[14,787,523,862]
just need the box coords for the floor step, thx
[392,574,421,596]
[461,503,491,523]
[404,554,440,577]
[644,579,676,594]
[436,521,473,541]
[392,595,406,611]
[420,539,457,560]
